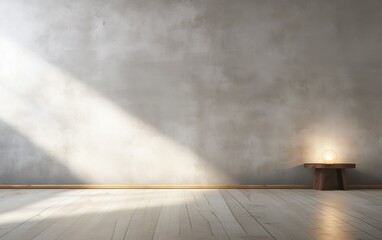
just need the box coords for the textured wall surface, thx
[0,0,381,184]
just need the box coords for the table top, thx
[304,163,356,169]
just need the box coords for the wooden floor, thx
[0,189,381,240]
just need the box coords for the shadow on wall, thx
[348,170,382,185]
[349,68,382,184]
[1,0,382,184]
[0,119,81,184]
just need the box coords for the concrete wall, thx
[0,0,381,184]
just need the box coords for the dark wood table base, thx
[304,163,356,190]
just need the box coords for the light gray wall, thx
[0,0,381,184]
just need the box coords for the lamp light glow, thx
[322,150,336,164]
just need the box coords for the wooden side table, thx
[304,163,356,190]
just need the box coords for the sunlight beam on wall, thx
[0,37,231,184]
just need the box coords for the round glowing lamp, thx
[322,150,336,164]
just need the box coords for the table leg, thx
[314,169,325,190]
[314,169,340,190]
[337,169,348,190]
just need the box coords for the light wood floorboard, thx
[0,189,381,240]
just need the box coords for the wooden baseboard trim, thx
[348,185,382,189]
[0,184,311,189]
[0,184,380,189]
